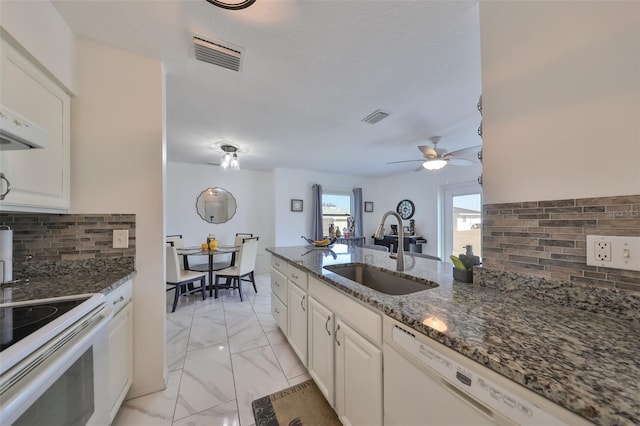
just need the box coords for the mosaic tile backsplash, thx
[0,213,136,278]
[482,194,640,292]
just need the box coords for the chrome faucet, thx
[374,211,404,271]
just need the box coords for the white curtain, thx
[352,187,363,237]
[311,184,323,240]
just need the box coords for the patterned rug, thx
[251,379,341,426]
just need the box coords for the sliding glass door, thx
[441,182,482,261]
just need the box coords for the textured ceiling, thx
[52,0,482,177]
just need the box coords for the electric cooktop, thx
[0,297,90,352]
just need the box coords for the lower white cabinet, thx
[287,281,307,365]
[308,277,383,426]
[308,296,335,404]
[106,280,133,424]
[335,318,383,426]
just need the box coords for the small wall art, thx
[364,201,374,213]
[291,199,303,212]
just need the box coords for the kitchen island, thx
[266,244,639,426]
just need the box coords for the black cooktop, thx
[0,298,90,352]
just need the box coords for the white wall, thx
[479,1,640,204]
[272,168,378,247]
[71,38,165,398]
[0,0,76,94]
[166,161,274,273]
[377,162,482,258]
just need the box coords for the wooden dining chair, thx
[213,236,259,300]
[166,245,206,312]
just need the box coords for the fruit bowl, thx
[301,236,337,248]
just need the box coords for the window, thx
[322,193,351,236]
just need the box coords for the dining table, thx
[177,245,240,297]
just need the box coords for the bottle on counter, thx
[335,226,341,238]
[329,224,335,238]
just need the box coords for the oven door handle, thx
[0,304,112,424]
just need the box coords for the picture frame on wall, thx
[291,199,303,212]
[364,201,374,213]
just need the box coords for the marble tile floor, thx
[113,273,309,426]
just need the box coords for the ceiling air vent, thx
[193,35,243,72]
[361,109,390,125]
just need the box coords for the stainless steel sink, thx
[323,263,438,295]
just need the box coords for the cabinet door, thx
[335,319,383,426]
[108,302,133,423]
[0,37,70,212]
[307,297,334,405]
[287,282,307,366]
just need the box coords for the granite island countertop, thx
[266,244,640,426]
[3,257,135,303]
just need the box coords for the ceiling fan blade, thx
[447,158,474,166]
[446,145,482,158]
[386,159,425,165]
[417,146,437,158]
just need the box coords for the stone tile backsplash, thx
[482,195,640,292]
[0,213,136,267]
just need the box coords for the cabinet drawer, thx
[271,256,288,275]
[271,292,288,334]
[309,276,382,346]
[271,269,288,304]
[288,264,308,290]
[106,279,133,315]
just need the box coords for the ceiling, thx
[52,0,482,178]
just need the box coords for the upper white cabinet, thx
[0,36,70,212]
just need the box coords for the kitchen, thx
[1,1,639,425]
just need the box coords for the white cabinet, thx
[308,296,334,404]
[270,257,288,334]
[287,281,307,365]
[270,256,309,366]
[335,318,383,426]
[308,277,383,425]
[106,280,133,424]
[0,36,70,212]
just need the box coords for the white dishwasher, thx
[383,317,591,426]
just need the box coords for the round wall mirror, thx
[196,187,237,224]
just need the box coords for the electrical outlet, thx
[113,229,129,249]
[594,241,611,262]
[586,235,640,271]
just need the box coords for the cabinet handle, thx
[112,295,125,306]
[325,316,331,336]
[0,173,11,201]
[301,295,306,312]
[275,307,280,314]
[291,273,298,280]
[275,281,279,287]
[335,324,341,346]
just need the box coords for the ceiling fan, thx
[386,136,481,171]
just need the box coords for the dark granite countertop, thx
[266,244,640,426]
[3,257,135,303]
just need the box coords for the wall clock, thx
[396,199,415,220]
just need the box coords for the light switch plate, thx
[586,235,640,271]
[113,229,129,249]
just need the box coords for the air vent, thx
[361,109,390,125]
[193,35,242,72]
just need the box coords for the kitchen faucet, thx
[374,211,404,271]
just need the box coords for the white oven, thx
[0,293,112,426]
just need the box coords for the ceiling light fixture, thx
[220,144,240,171]
[205,0,256,10]
[422,159,447,171]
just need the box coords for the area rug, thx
[251,379,341,426]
